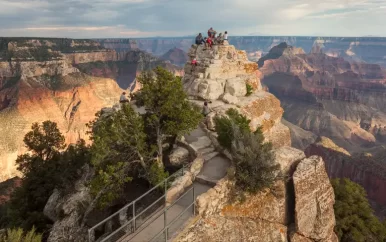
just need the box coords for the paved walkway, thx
[121,126,231,242]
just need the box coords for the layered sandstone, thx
[183,42,290,147]
[305,137,386,218]
[175,148,337,242]
[259,43,386,153]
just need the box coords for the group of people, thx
[195,27,228,49]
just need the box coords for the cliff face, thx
[259,43,386,153]
[160,47,188,67]
[176,148,337,242]
[0,38,182,182]
[305,137,386,219]
[97,37,386,67]
[183,41,290,147]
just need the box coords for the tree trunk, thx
[155,125,164,169]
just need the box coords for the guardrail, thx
[149,187,195,242]
[88,166,185,242]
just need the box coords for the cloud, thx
[0,0,386,37]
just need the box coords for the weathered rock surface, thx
[169,147,190,165]
[176,148,337,242]
[305,136,386,219]
[293,156,336,240]
[183,43,290,147]
[44,166,93,242]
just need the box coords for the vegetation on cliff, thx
[0,121,90,235]
[134,67,202,166]
[0,227,42,242]
[0,67,201,239]
[214,108,278,194]
[332,178,386,242]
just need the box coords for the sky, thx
[1,0,386,38]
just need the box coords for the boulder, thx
[293,156,336,240]
[221,93,239,105]
[274,146,305,175]
[166,172,193,205]
[190,156,204,177]
[169,147,190,166]
[225,77,247,97]
[43,189,61,222]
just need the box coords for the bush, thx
[0,227,42,242]
[214,108,251,150]
[214,109,278,194]
[332,178,386,242]
[231,125,278,194]
[246,84,253,96]
[4,121,90,233]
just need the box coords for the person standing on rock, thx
[224,31,228,42]
[208,27,214,38]
[119,91,130,104]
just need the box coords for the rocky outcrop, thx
[43,165,93,242]
[183,42,290,147]
[305,137,386,218]
[175,147,337,242]
[293,156,336,241]
[259,43,386,153]
[161,47,188,67]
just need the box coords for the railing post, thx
[134,202,137,232]
[193,186,196,215]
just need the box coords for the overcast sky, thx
[1,0,386,38]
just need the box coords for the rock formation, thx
[175,148,338,242]
[161,47,189,67]
[305,136,386,219]
[0,38,182,182]
[183,42,290,147]
[259,42,386,153]
[173,43,337,242]
[97,37,386,68]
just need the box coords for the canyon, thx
[259,42,386,153]
[0,38,182,182]
[258,42,386,218]
[98,36,386,67]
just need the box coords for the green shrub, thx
[231,125,278,194]
[0,227,42,242]
[332,178,386,242]
[214,109,278,194]
[246,84,253,96]
[214,108,251,150]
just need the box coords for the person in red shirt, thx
[206,37,213,49]
[191,58,198,73]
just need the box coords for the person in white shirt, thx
[224,31,228,42]
[119,92,130,104]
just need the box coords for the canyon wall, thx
[259,43,386,154]
[0,38,182,182]
[98,37,386,67]
[305,137,386,219]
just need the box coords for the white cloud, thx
[0,0,386,37]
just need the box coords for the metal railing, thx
[88,166,186,242]
[149,187,196,242]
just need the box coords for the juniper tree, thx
[135,67,202,167]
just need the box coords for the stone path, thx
[122,126,231,242]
